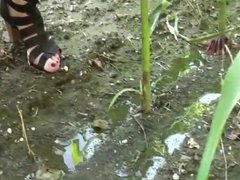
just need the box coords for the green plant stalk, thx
[188,27,233,43]
[141,0,151,113]
[218,0,227,31]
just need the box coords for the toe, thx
[44,57,60,73]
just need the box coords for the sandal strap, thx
[29,39,61,71]
[1,0,61,72]
[5,14,43,26]
[7,0,39,13]
[25,34,61,71]
[30,40,60,71]
[18,18,44,39]
[1,0,43,26]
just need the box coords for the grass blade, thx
[197,51,240,180]
[149,0,171,36]
[108,88,141,110]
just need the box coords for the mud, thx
[0,0,240,179]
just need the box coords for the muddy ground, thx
[0,0,240,179]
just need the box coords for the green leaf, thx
[197,51,240,180]
[149,0,171,36]
[108,88,141,110]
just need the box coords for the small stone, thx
[31,127,36,131]
[121,139,128,144]
[7,128,12,134]
[63,66,69,72]
[109,71,118,78]
[172,173,180,180]
[19,137,24,142]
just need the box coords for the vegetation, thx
[109,0,170,112]
[197,51,240,180]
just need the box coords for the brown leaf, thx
[88,58,104,71]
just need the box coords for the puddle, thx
[165,133,187,155]
[144,156,166,180]
[54,127,103,172]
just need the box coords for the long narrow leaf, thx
[108,88,141,110]
[197,51,240,180]
[149,0,171,36]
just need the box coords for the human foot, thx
[0,0,61,73]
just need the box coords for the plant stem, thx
[140,0,151,113]
[218,0,227,31]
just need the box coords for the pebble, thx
[7,128,12,134]
[172,173,180,180]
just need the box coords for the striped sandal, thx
[0,0,62,73]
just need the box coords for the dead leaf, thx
[187,138,200,149]
[88,58,104,71]
[227,129,240,140]
[92,119,110,130]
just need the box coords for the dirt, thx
[0,0,240,179]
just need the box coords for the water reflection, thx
[55,128,102,172]
[144,156,166,180]
[165,133,187,155]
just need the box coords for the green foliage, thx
[218,0,227,31]
[108,88,141,110]
[149,0,171,35]
[197,51,240,180]
[109,0,171,112]
[141,0,151,112]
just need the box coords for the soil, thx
[0,0,240,180]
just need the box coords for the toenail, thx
[51,63,56,67]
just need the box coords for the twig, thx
[185,0,202,24]
[16,105,37,162]
[131,115,148,148]
[224,44,233,63]
[220,138,228,180]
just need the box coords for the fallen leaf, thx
[88,58,104,71]
[187,138,200,149]
[92,119,110,130]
